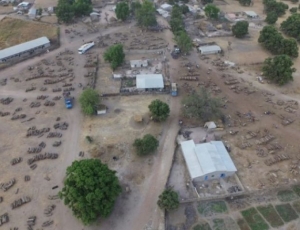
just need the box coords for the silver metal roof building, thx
[181,140,237,182]
[136,74,164,89]
[198,45,221,55]
[0,37,50,62]
[130,59,148,68]
[244,11,258,18]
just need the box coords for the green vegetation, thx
[292,184,300,197]
[263,0,288,17]
[262,55,296,85]
[133,134,159,155]
[258,26,298,57]
[115,1,130,21]
[204,4,220,19]
[232,21,249,38]
[198,201,228,216]
[79,88,100,115]
[157,188,179,211]
[148,99,170,122]
[182,87,223,122]
[202,0,214,4]
[281,13,300,41]
[241,208,269,230]
[56,0,92,23]
[212,219,227,230]
[265,12,278,24]
[239,0,252,6]
[136,0,157,28]
[277,190,298,202]
[131,1,141,15]
[193,222,212,230]
[175,31,193,54]
[290,7,298,13]
[292,200,300,213]
[103,44,125,70]
[180,4,190,14]
[59,159,122,225]
[85,135,93,143]
[257,205,284,227]
[237,219,251,230]
[275,203,299,222]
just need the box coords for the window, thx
[211,175,214,178]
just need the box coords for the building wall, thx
[193,171,235,182]
[199,49,221,55]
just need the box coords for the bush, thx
[133,134,159,155]
[281,13,300,41]
[79,89,100,115]
[290,7,298,13]
[232,21,249,38]
[86,136,93,143]
[157,188,179,211]
[265,12,278,24]
[148,99,170,122]
[103,44,125,70]
[204,4,220,19]
[115,1,130,21]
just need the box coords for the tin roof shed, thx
[136,74,164,89]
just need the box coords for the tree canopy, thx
[263,0,288,16]
[131,1,141,15]
[262,55,296,85]
[180,4,190,14]
[258,25,298,57]
[79,88,100,115]
[175,31,193,53]
[115,1,130,21]
[157,188,179,211]
[265,12,278,24]
[56,0,92,23]
[103,44,125,70]
[232,21,249,38]
[201,0,213,5]
[148,99,170,122]
[239,0,252,6]
[281,13,300,41]
[136,0,157,28]
[59,159,122,225]
[170,17,185,33]
[133,134,159,155]
[204,4,220,19]
[182,87,223,122]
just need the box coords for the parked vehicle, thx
[78,41,95,54]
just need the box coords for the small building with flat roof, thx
[130,59,148,68]
[198,45,221,55]
[244,11,258,18]
[136,74,164,90]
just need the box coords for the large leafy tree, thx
[182,87,222,122]
[73,0,92,17]
[157,188,179,211]
[232,21,249,38]
[204,4,220,19]
[136,0,157,28]
[56,0,92,23]
[170,17,185,33]
[175,31,193,54]
[131,1,141,15]
[148,99,170,122]
[103,44,125,70]
[133,134,159,155]
[79,88,100,115]
[263,0,288,16]
[239,0,252,6]
[115,1,130,21]
[262,55,296,85]
[281,13,300,41]
[280,38,299,58]
[59,159,122,225]
[265,12,278,24]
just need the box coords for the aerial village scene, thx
[2,0,300,229]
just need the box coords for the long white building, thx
[0,37,50,63]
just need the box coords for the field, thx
[197,201,228,216]
[292,185,300,197]
[237,219,251,230]
[277,190,298,202]
[257,204,284,227]
[241,208,269,230]
[193,222,212,230]
[292,200,300,214]
[275,204,299,223]
[0,17,58,49]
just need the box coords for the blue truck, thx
[64,97,74,109]
[171,83,178,96]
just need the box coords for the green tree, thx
[280,38,299,58]
[262,55,296,85]
[182,87,222,122]
[281,13,300,41]
[239,0,252,6]
[201,0,213,4]
[148,99,170,122]
[59,159,122,225]
[232,21,249,38]
[258,25,283,54]
[170,17,185,33]
[290,7,298,13]
[180,4,190,14]
[157,188,179,211]
[103,44,125,70]
[171,5,183,19]
[291,0,299,2]
[79,88,100,115]
[115,2,130,21]
[73,0,92,17]
[131,1,141,15]
[133,134,159,155]
[136,0,157,28]
[265,12,278,24]
[37,7,43,16]
[204,4,220,19]
[175,31,193,53]
[56,0,75,23]
[263,0,288,16]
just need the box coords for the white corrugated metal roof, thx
[244,11,258,17]
[130,59,148,66]
[181,140,237,180]
[0,37,50,60]
[136,74,164,89]
[198,45,221,53]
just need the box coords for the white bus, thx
[78,41,95,54]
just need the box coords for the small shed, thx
[28,7,36,19]
[204,121,217,130]
[160,3,172,12]
[97,105,107,115]
[130,59,148,68]
[198,45,221,55]
[244,11,258,18]
[113,73,122,79]
[136,74,164,90]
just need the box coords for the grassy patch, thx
[292,184,300,197]
[193,222,212,230]
[237,219,250,230]
[275,203,299,222]
[241,207,269,230]
[212,218,226,230]
[257,204,284,227]
[198,201,228,216]
[277,190,298,202]
[292,200,300,214]
[0,17,58,49]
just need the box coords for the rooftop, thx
[244,11,258,17]
[198,45,221,52]
[136,74,164,89]
[130,59,148,66]
[0,36,50,60]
